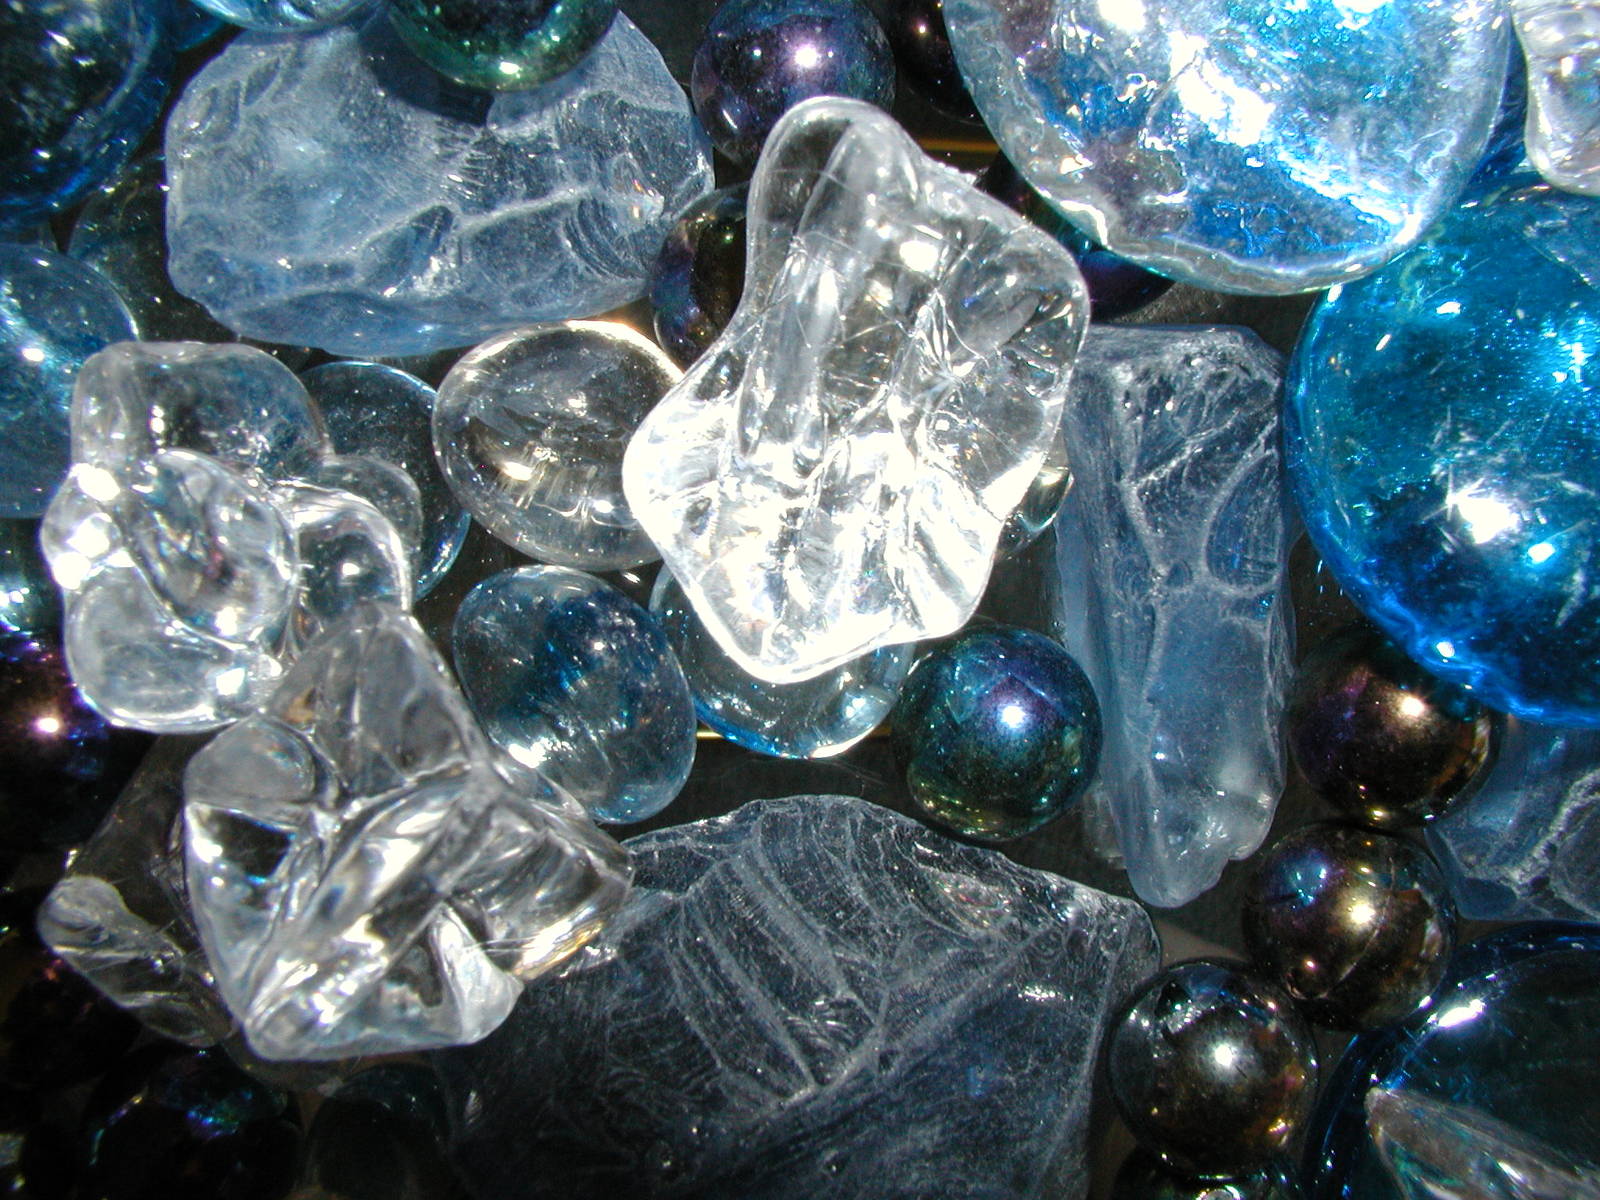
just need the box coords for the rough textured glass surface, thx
[0,246,136,519]
[434,322,679,569]
[301,362,469,598]
[389,0,619,91]
[1053,325,1291,908]
[183,605,631,1061]
[944,0,1508,294]
[1307,923,1600,1199]
[189,0,374,30]
[0,0,173,230]
[165,16,713,358]
[623,97,1089,685]
[38,737,231,1047]
[1513,0,1600,194]
[437,795,1160,1200]
[1286,177,1600,727]
[453,567,696,825]
[1428,721,1600,922]
[650,570,912,758]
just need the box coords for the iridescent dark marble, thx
[0,521,61,635]
[882,0,975,118]
[691,0,895,163]
[890,624,1100,841]
[0,0,173,230]
[79,1044,300,1200]
[1111,1151,1304,1200]
[1243,823,1456,1031]
[1107,960,1317,1178]
[0,889,139,1093]
[1287,624,1499,829]
[389,0,619,92]
[649,185,748,367]
[0,633,149,852]
[979,155,1172,321]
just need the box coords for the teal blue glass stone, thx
[1286,178,1600,727]
[0,246,135,519]
[389,0,619,92]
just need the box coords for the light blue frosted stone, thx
[165,15,713,358]
[302,362,469,598]
[1285,177,1600,727]
[188,0,373,31]
[945,0,1509,294]
[650,570,912,759]
[1428,719,1600,922]
[453,566,696,825]
[1054,324,1292,908]
[0,245,136,519]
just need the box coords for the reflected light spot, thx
[1529,541,1556,564]
[1435,997,1485,1029]
[32,716,60,735]
[998,702,1027,730]
[1397,695,1426,719]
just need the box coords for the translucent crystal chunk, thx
[1513,0,1600,194]
[165,16,713,358]
[1053,325,1292,908]
[623,97,1089,684]
[183,604,630,1060]
[945,0,1508,293]
[436,795,1160,1200]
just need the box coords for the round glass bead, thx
[881,0,975,119]
[189,0,374,31]
[650,185,748,369]
[1111,1151,1305,1200]
[434,321,679,570]
[0,521,61,635]
[389,0,619,92]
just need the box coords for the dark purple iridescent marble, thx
[650,184,748,367]
[690,0,894,163]
[881,0,975,118]
[980,155,1172,320]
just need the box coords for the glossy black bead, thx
[1107,960,1317,1178]
[1111,1150,1304,1200]
[1286,622,1498,829]
[881,0,976,118]
[1242,822,1456,1031]
[649,184,748,367]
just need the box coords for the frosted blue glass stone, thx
[301,362,469,598]
[1286,177,1600,727]
[189,0,374,31]
[944,0,1509,294]
[453,567,696,824]
[650,570,912,758]
[0,246,136,519]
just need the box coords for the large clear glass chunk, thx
[1053,326,1292,908]
[1513,0,1600,195]
[623,97,1089,685]
[183,604,630,1060]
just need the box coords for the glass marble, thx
[452,567,696,824]
[650,569,912,758]
[0,520,61,634]
[1512,0,1600,195]
[1285,177,1600,727]
[945,0,1508,294]
[434,321,679,569]
[1306,922,1600,1199]
[883,0,976,119]
[0,0,173,231]
[691,0,895,163]
[164,0,224,48]
[890,624,1101,841]
[649,185,748,368]
[0,246,136,519]
[302,361,470,598]
[190,0,374,30]
[390,0,620,91]
[1111,1153,1305,1200]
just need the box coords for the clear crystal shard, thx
[183,604,630,1061]
[1512,0,1600,194]
[623,97,1089,684]
[1053,325,1292,908]
[164,16,713,358]
[436,794,1159,1200]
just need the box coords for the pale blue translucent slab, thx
[165,15,712,357]
[1053,325,1292,908]
[945,0,1508,294]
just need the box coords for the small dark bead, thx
[881,0,977,118]
[650,184,748,367]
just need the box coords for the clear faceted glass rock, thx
[623,97,1089,685]
[1053,325,1292,908]
[436,794,1159,1200]
[183,604,631,1061]
[1512,0,1600,195]
[165,15,713,358]
[944,0,1508,294]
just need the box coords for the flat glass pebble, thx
[435,321,680,569]
[0,0,173,231]
[390,0,620,91]
[1513,0,1600,195]
[0,246,136,519]
[650,569,912,758]
[301,362,470,598]
[1285,177,1600,727]
[190,0,375,30]
[945,0,1509,294]
[454,566,696,824]
[650,185,748,368]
